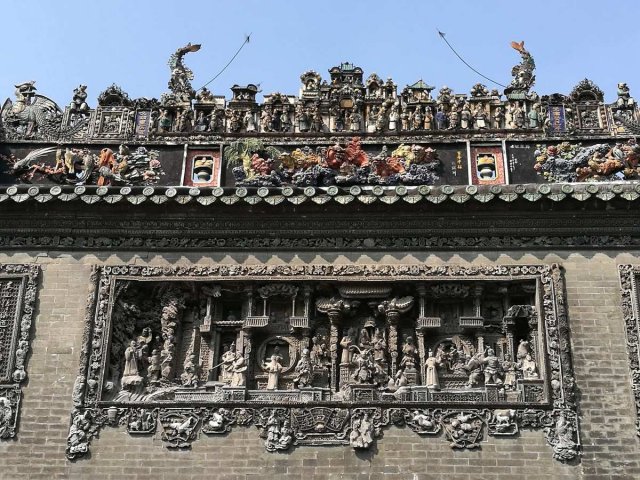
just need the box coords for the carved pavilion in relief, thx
[5,40,640,466]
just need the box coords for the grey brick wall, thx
[0,251,638,479]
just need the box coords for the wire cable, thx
[437,30,507,89]
[197,34,252,91]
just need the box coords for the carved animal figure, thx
[5,146,57,172]
[2,93,61,138]
[168,416,195,434]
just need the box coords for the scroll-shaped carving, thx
[67,263,579,462]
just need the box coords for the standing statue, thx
[340,328,356,364]
[412,106,424,130]
[460,103,472,129]
[219,344,236,383]
[230,352,247,387]
[263,354,284,390]
[502,354,517,390]
[147,349,161,383]
[435,107,447,130]
[400,106,410,131]
[388,103,399,131]
[512,103,525,129]
[423,108,433,130]
[399,336,418,371]
[528,104,541,128]
[493,106,504,129]
[424,350,440,389]
[121,340,143,388]
[482,348,502,385]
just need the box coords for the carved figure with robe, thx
[263,354,284,390]
[230,353,247,387]
[424,350,440,389]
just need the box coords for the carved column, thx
[328,310,341,391]
[416,285,427,383]
[387,310,399,376]
[416,330,426,385]
[473,285,483,317]
[505,331,515,360]
[528,314,539,371]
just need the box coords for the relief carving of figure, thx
[465,352,484,388]
[311,334,330,367]
[147,349,161,383]
[0,397,13,439]
[121,340,143,389]
[400,336,417,371]
[219,344,236,383]
[521,353,539,379]
[424,349,440,389]
[482,348,502,385]
[293,348,311,388]
[230,352,247,387]
[340,328,356,364]
[180,353,200,387]
[349,411,374,449]
[351,346,375,384]
[263,354,284,390]
[502,354,517,389]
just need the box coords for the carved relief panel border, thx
[0,264,39,440]
[618,265,640,436]
[67,263,579,462]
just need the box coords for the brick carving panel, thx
[67,263,579,462]
[0,264,39,440]
[618,265,640,435]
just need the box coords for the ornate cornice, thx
[1,182,639,207]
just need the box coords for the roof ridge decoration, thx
[1,42,640,189]
[0,42,637,142]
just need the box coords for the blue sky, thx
[2,0,638,107]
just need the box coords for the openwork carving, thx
[67,263,579,462]
[618,264,640,436]
[0,264,39,440]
